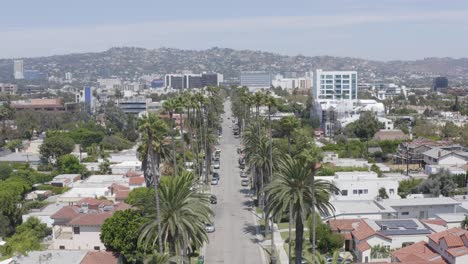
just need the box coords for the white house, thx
[320,171,400,201]
[423,148,468,167]
[377,197,461,219]
[323,200,396,220]
[352,218,432,263]
[50,198,130,250]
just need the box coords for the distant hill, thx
[1,47,468,86]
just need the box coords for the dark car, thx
[210,195,217,204]
[212,172,220,180]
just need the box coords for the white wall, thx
[334,180,399,200]
[52,226,105,250]
[439,155,467,166]
[393,205,457,219]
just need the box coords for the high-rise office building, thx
[240,71,271,89]
[165,73,223,89]
[432,77,448,92]
[313,69,357,100]
[201,73,222,87]
[165,74,184,89]
[13,60,24,80]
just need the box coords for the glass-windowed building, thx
[313,69,358,101]
[240,71,271,89]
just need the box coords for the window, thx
[73,227,80,234]
[59,246,65,250]
[364,189,368,194]
[358,189,363,194]
[402,242,414,247]
[389,189,395,194]
[94,246,100,250]
[353,190,358,194]
[341,190,348,196]
[401,212,409,215]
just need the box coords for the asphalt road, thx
[204,100,264,264]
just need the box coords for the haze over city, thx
[1,0,468,60]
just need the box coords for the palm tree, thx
[279,116,301,155]
[297,143,325,260]
[138,113,169,253]
[163,98,180,176]
[139,171,213,262]
[461,216,468,230]
[266,156,338,264]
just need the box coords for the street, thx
[204,100,265,264]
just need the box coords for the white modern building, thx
[271,73,312,91]
[377,197,461,219]
[323,200,396,220]
[320,171,399,201]
[313,69,357,100]
[14,59,24,80]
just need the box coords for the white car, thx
[211,178,219,185]
[205,223,215,233]
[213,161,220,169]
[241,179,249,187]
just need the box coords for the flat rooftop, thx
[10,250,87,264]
[326,200,396,218]
[379,197,461,207]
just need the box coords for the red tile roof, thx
[428,227,468,246]
[328,219,361,232]
[356,241,371,252]
[51,206,79,220]
[129,176,145,185]
[115,190,131,200]
[421,219,447,227]
[68,212,113,226]
[81,251,118,264]
[78,197,113,207]
[442,235,464,247]
[392,241,447,264]
[447,246,468,257]
[352,220,391,241]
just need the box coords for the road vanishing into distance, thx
[205,100,264,264]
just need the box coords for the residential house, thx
[51,198,130,250]
[377,197,461,219]
[394,139,459,166]
[51,174,81,187]
[323,200,396,220]
[22,203,67,227]
[328,219,362,251]
[392,228,468,264]
[422,148,468,168]
[318,171,399,201]
[352,219,432,263]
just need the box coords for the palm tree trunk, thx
[268,105,277,264]
[180,111,186,166]
[295,212,304,264]
[148,132,163,253]
[169,112,178,176]
[289,202,292,264]
[287,136,291,156]
[311,170,317,261]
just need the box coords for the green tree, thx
[398,178,423,198]
[138,171,213,262]
[312,252,351,264]
[99,159,112,174]
[266,156,338,264]
[163,98,181,176]
[345,111,383,139]
[57,154,88,176]
[415,169,457,197]
[278,116,300,155]
[101,209,149,262]
[441,121,460,139]
[0,163,13,181]
[15,216,51,239]
[39,134,75,163]
[378,187,389,199]
[5,139,23,152]
[310,215,344,253]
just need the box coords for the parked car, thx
[239,163,245,169]
[213,161,220,169]
[212,172,220,180]
[240,170,247,178]
[241,179,249,187]
[209,195,217,204]
[205,223,215,233]
[211,178,219,185]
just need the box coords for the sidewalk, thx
[273,223,289,264]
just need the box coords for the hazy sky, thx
[1,0,468,60]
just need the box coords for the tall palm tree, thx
[138,113,169,253]
[279,116,301,155]
[163,98,180,176]
[176,94,188,165]
[297,144,325,259]
[266,156,338,264]
[139,171,213,262]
